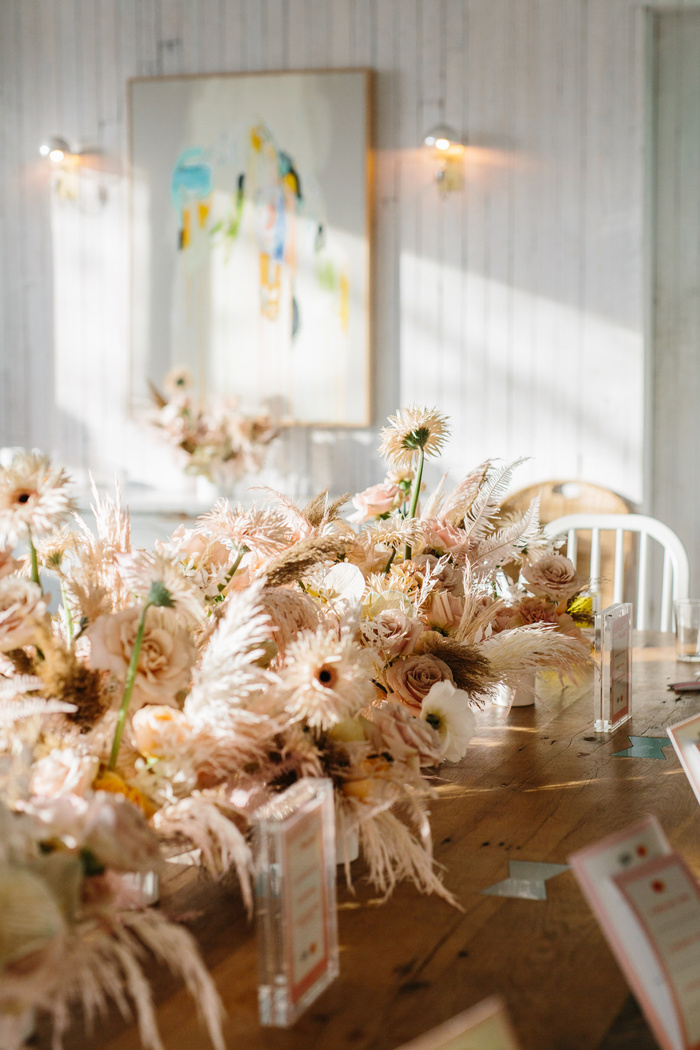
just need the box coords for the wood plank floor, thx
[51,636,697,1050]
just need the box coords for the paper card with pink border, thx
[569,816,689,1050]
[614,854,700,1050]
[668,714,700,808]
[394,996,521,1050]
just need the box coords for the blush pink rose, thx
[30,749,99,798]
[384,653,455,714]
[359,609,425,661]
[521,554,587,602]
[348,481,400,524]
[0,578,46,651]
[420,518,468,557]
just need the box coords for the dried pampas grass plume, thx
[262,535,353,588]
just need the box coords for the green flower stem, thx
[60,580,74,645]
[108,601,151,771]
[226,544,249,583]
[28,533,40,587]
[384,547,397,574]
[404,447,425,560]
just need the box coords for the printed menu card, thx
[395,996,521,1050]
[668,714,700,807]
[570,816,700,1050]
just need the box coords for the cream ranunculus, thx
[384,653,454,713]
[29,750,99,798]
[87,606,195,709]
[420,680,476,762]
[0,578,46,651]
[521,554,587,602]
[132,705,193,759]
[348,481,400,524]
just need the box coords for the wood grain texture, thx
[40,634,698,1050]
[3,0,700,513]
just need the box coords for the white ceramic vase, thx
[491,671,537,708]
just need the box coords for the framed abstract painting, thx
[129,69,371,425]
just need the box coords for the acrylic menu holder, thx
[569,816,700,1050]
[594,602,632,732]
[253,777,339,1027]
[394,995,521,1050]
[668,714,700,807]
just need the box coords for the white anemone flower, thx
[419,680,476,763]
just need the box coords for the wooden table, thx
[61,635,700,1050]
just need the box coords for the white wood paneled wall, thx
[1,0,698,505]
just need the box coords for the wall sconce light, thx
[423,123,464,194]
[39,137,75,163]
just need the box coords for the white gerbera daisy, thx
[378,405,451,470]
[116,550,206,624]
[196,500,292,558]
[0,450,75,548]
[278,627,376,730]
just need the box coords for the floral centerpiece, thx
[148,366,280,489]
[0,408,591,1047]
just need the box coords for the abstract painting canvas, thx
[129,70,371,425]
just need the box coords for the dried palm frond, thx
[262,535,352,588]
[363,516,423,553]
[46,909,225,1050]
[479,623,592,687]
[356,807,458,906]
[415,634,498,697]
[153,794,253,910]
[453,593,506,645]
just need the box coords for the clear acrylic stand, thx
[594,602,632,732]
[253,778,339,1027]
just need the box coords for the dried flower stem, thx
[227,544,248,583]
[108,600,151,770]
[384,548,397,573]
[405,447,425,560]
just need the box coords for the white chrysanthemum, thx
[420,680,476,763]
[0,450,75,548]
[278,627,376,730]
[378,405,451,470]
[196,500,292,558]
[116,550,206,624]
[362,515,423,552]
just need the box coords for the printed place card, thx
[668,714,700,808]
[394,996,521,1050]
[615,855,700,1049]
[569,816,700,1050]
[594,602,633,732]
[253,777,339,1027]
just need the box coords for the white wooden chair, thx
[543,513,690,631]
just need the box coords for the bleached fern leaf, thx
[469,496,541,576]
[0,698,77,723]
[462,459,528,542]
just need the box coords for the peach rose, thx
[521,554,587,602]
[30,749,99,798]
[348,481,400,524]
[132,705,192,759]
[384,653,454,713]
[87,606,195,709]
[425,590,465,633]
[364,702,444,767]
[420,518,468,557]
[0,578,46,651]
